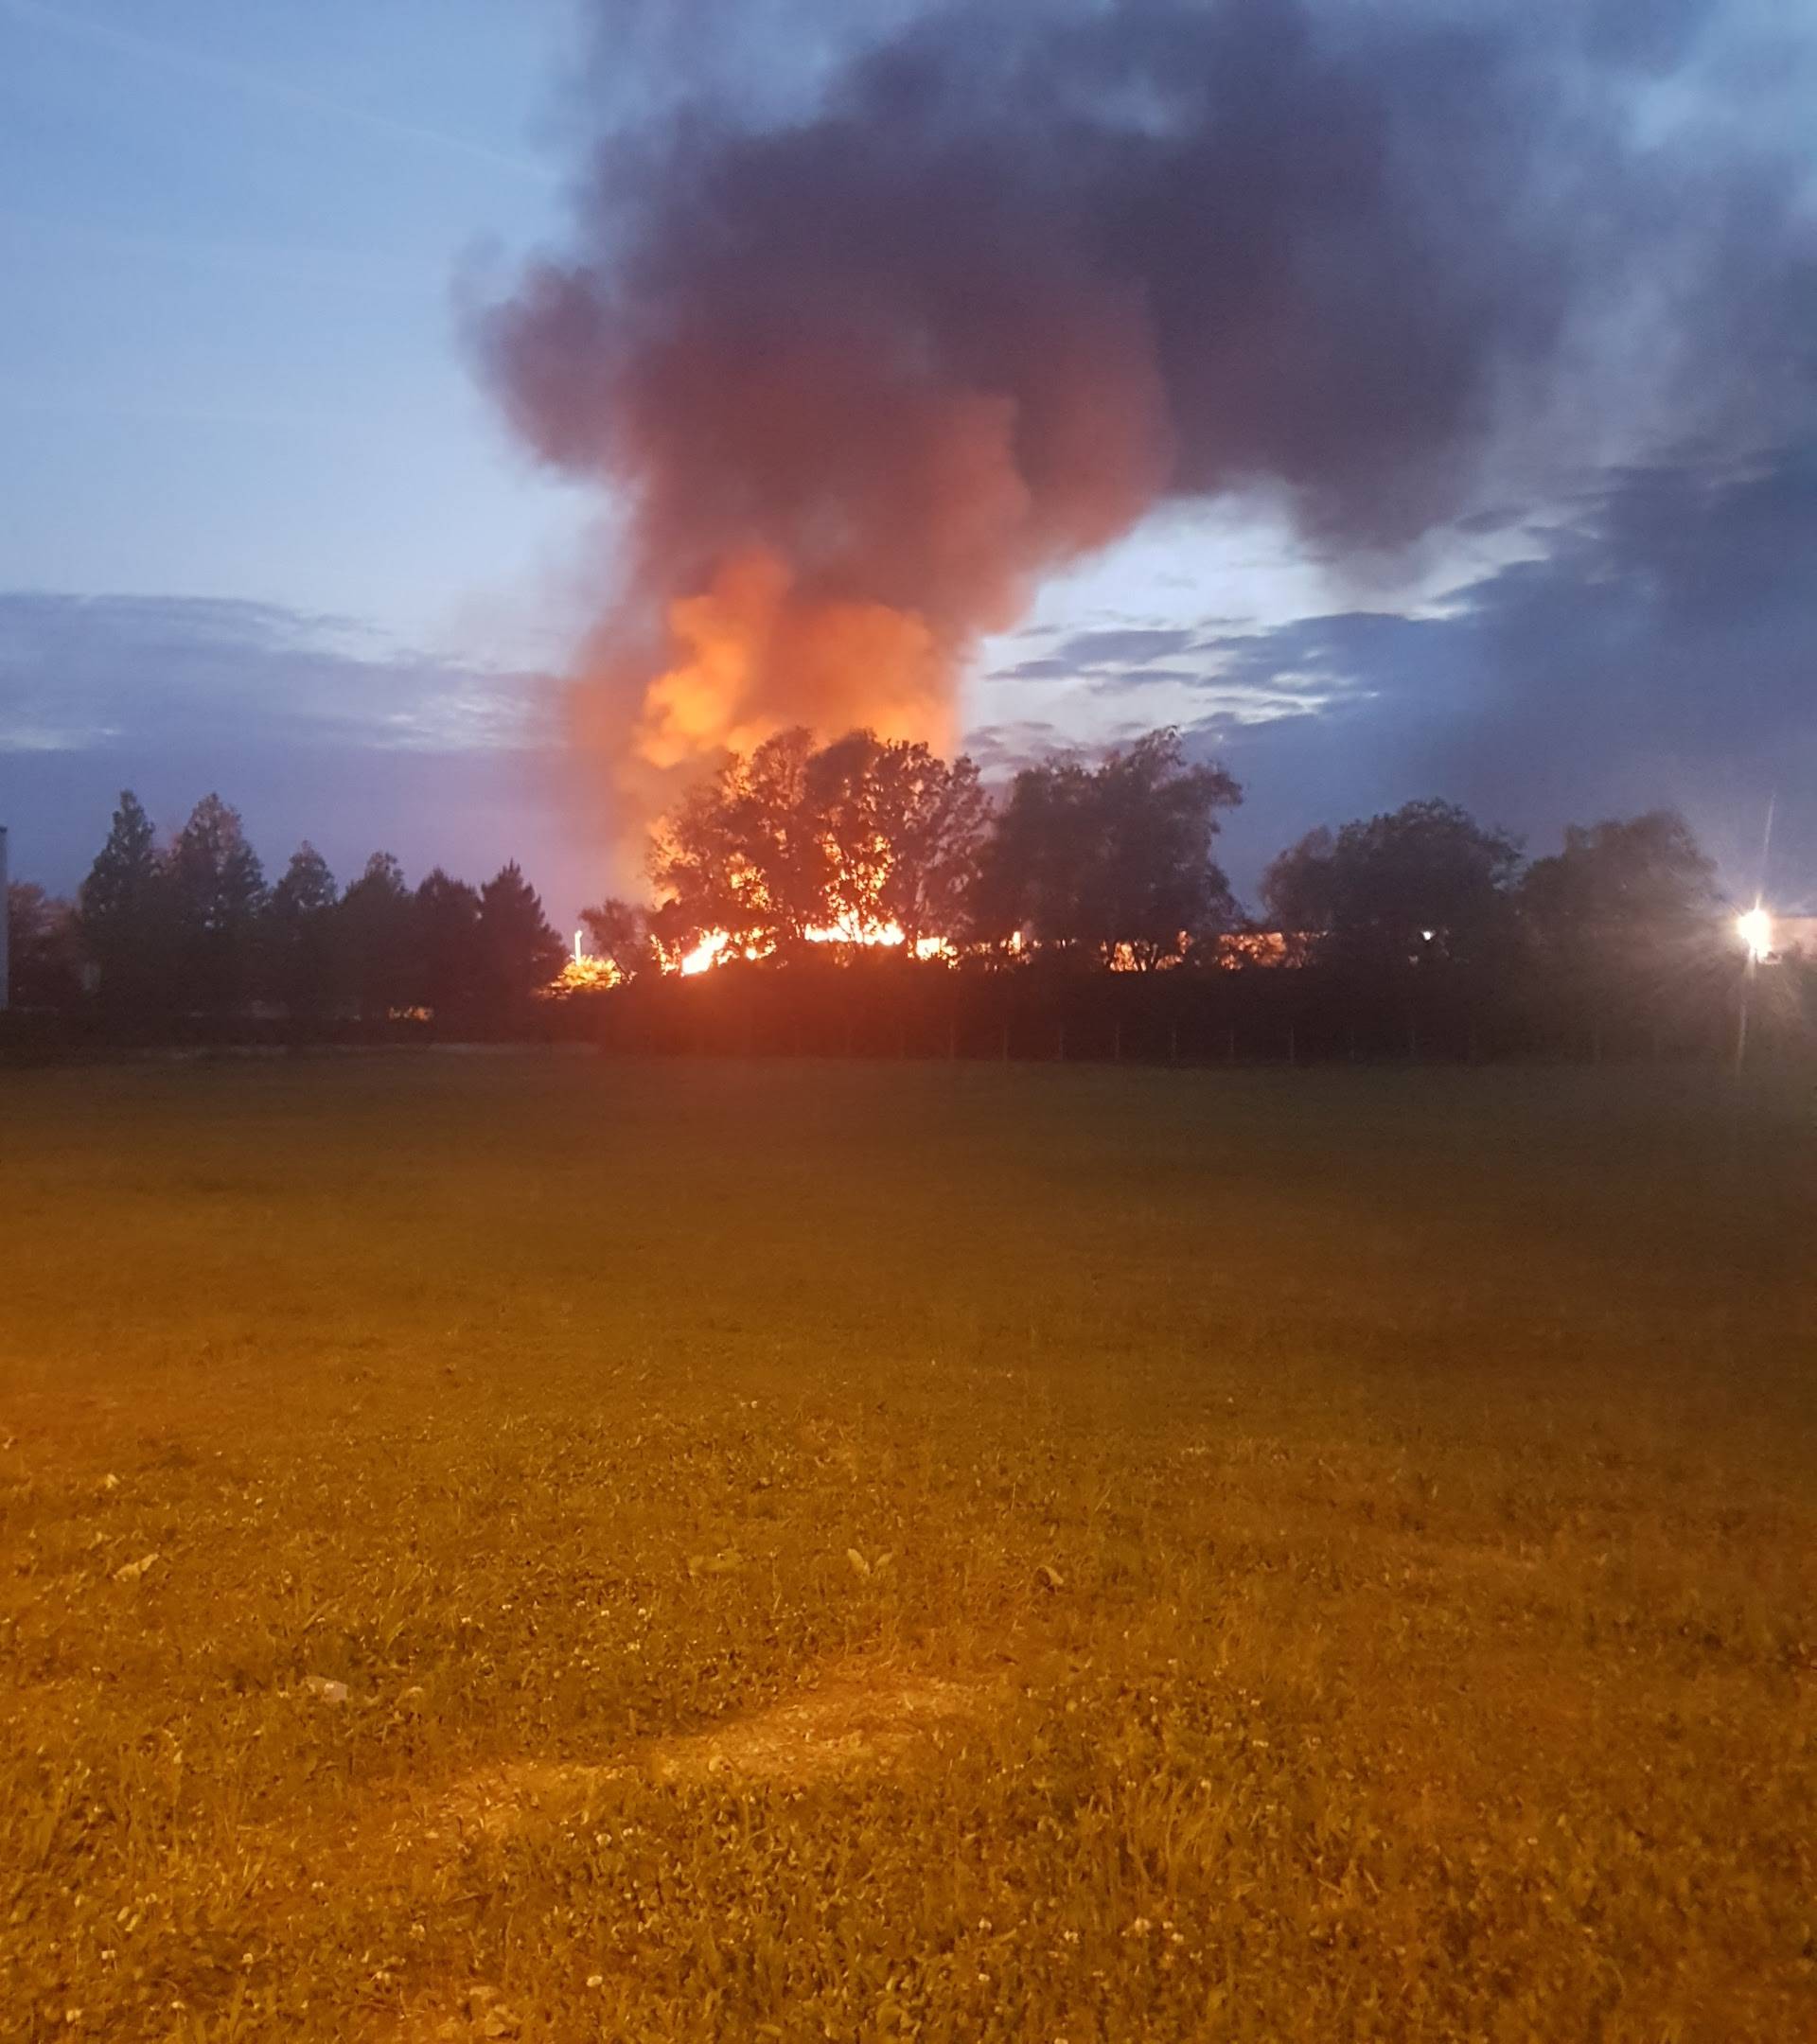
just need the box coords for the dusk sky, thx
[3,0,1813,927]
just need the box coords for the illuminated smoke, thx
[477,0,1809,855]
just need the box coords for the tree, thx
[1262,800,1523,968]
[648,728,996,960]
[580,897,657,979]
[477,862,563,1014]
[414,869,485,1017]
[337,853,415,1021]
[268,844,340,1021]
[1084,731,1241,966]
[166,794,268,1015]
[6,883,82,1009]
[1519,811,1720,1050]
[806,732,992,949]
[78,790,169,1018]
[972,755,1096,953]
[650,728,826,953]
[976,730,1240,965]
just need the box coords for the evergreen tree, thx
[78,790,169,1018]
[268,843,340,1021]
[337,853,415,1021]
[478,862,564,1014]
[167,794,268,1015]
[414,869,486,1017]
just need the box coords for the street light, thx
[1735,903,1773,1072]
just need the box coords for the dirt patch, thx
[651,1664,978,1782]
[394,1665,986,2036]
[422,1662,983,1846]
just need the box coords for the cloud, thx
[0,592,554,756]
[959,718,1078,778]
[0,593,608,925]
[1182,449,1817,904]
[992,657,1077,682]
[1046,627,1197,668]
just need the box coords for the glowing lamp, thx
[1738,906,1773,962]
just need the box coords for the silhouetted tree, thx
[1263,800,1523,968]
[414,869,486,1018]
[1519,811,1720,1051]
[477,862,563,1014]
[166,794,268,1015]
[977,730,1240,965]
[268,843,340,1022]
[6,883,82,1010]
[1261,801,1523,1056]
[807,732,991,949]
[649,729,997,960]
[972,754,1095,953]
[651,729,826,952]
[1086,731,1241,964]
[337,852,415,1020]
[78,790,169,1019]
[580,896,657,979]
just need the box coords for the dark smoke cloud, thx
[479,0,1813,831]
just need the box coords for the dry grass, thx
[1,1055,1813,2040]
[425,1661,984,1842]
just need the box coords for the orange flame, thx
[666,918,954,977]
[632,546,952,777]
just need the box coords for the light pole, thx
[1735,905,1772,1072]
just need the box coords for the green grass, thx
[2,1054,1813,2040]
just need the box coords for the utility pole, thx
[1736,949,1755,1074]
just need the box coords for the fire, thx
[671,918,953,975]
[679,930,737,976]
[540,931,623,997]
[633,547,952,776]
[804,913,953,960]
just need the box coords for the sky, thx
[1,0,1813,927]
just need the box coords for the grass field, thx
[2,1054,1813,2041]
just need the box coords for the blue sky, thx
[2,0,1813,926]
[0,0,579,646]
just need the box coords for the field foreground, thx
[2,1056,1813,2040]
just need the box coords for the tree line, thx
[6,731,1808,1060]
[6,790,564,1034]
[579,727,1804,1062]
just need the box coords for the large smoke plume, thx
[478,0,1810,853]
